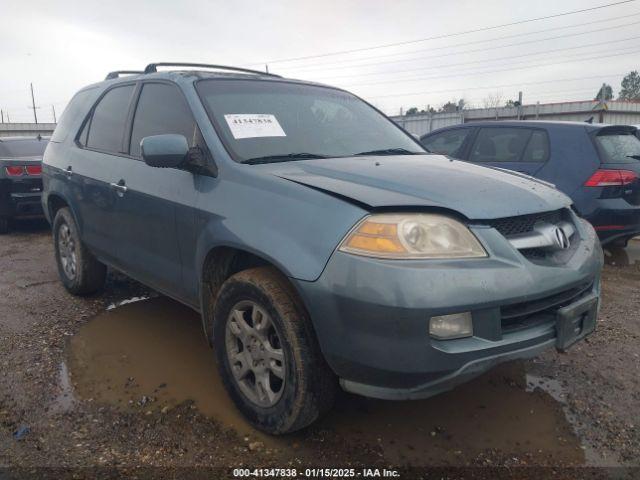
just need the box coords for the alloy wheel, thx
[58,223,77,280]
[225,300,286,407]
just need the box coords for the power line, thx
[246,0,636,66]
[279,12,640,72]
[366,73,626,99]
[287,18,640,75]
[345,48,638,90]
[344,44,639,88]
[325,34,640,85]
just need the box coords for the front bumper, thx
[293,216,603,400]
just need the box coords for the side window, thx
[522,130,549,162]
[129,83,197,157]
[421,129,470,157]
[86,85,135,153]
[469,127,532,163]
[50,87,99,143]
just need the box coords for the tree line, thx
[595,71,640,101]
[403,70,640,116]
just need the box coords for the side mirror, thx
[141,134,189,169]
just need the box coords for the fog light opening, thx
[429,312,473,340]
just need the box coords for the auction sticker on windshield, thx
[224,114,286,139]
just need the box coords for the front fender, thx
[193,168,368,285]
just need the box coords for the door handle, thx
[110,181,128,195]
[64,166,73,177]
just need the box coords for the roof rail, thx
[143,62,281,78]
[105,70,144,80]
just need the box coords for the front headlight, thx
[338,213,487,259]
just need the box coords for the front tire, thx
[53,207,106,295]
[212,267,336,434]
[0,218,9,234]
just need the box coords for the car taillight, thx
[584,169,638,187]
[5,166,24,177]
[25,165,42,175]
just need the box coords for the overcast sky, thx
[1,0,638,122]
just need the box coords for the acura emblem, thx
[554,227,570,250]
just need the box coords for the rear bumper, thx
[0,178,44,219]
[0,191,43,219]
[583,199,640,244]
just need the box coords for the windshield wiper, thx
[242,153,329,164]
[627,155,640,160]
[352,148,426,157]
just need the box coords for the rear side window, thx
[129,83,197,157]
[50,88,99,143]
[595,132,640,164]
[421,129,470,157]
[469,127,542,163]
[86,85,135,153]
[0,139,48,157]
[521,130,549,162]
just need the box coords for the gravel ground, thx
[0,220,638,479]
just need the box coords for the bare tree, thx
[482,91,504,109]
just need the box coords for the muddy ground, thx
[0,220,638,479]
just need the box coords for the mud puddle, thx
[65,297,586,466]
[321,363,584,466]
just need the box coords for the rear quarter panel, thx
[534,125,601,216]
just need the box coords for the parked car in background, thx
[421,121,640,246]
[43,64,602,434]
[0,135,48,234]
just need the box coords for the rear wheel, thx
[53,207,106,295]
[212,267,336,434]
[610,236,631,248]
[0,218,8,234]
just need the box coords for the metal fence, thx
[391,100,640,137]
[0,123,57,138]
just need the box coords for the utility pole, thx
[265,64,269,74]
[598,83,607,123]
[1,109,3,123]
[52,105,57,123]
[517,91,523,120]
[30,83,39,124]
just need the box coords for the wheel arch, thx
[46,193,71,222]
[199,245,312,346]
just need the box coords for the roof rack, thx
[143,62,281,78]
[105,70,144,80]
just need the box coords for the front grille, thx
[481,209,563,238]
[501,281,593,333]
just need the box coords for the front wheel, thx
[212,267,336,434]
[53,207,106,295]
[0,218,8,234]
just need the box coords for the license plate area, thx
[555,293,598,352]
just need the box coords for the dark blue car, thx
[421,121,640,246]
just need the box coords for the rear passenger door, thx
[74,84,136,264]
[467,127,549,176]
[108,81,200,302]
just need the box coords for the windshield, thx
[0,138,48,158]
[595,131,640,164]
[196,79,424,163]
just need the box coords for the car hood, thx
[258,155,570,219]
